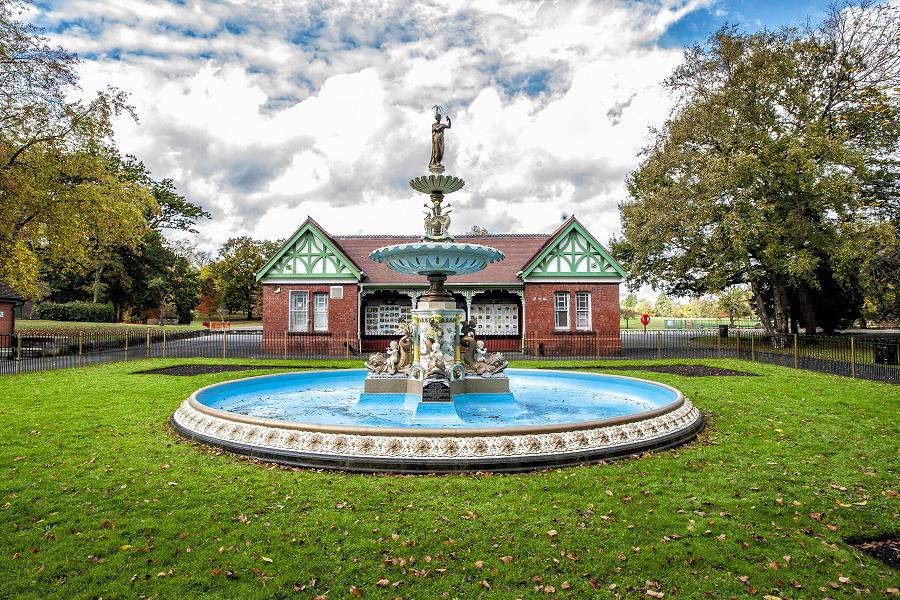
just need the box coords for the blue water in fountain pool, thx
[195,369,678,429]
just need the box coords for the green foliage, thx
[32,301,115,323]
[654,293,675,317]
[614,4,900,334]
[0,2,154,297]
[209,237,281,319]
[0,358,896,598]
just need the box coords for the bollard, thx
[15,334,22,374]
[850,337,856,378]
[146,327,151,357]
[124,331,129,360]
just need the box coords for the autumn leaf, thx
[376,577,389,587]
[499,555,513,564]
[349,584,362,595]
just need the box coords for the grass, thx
[15,319,262,333]
[693,334,899,368]
[620,317,759,330]
[0,358,897,599]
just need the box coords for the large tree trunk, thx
[749,276,778,338]
[797,284,817,335]
[772,276,790,337]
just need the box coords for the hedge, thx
[33,302,116,323]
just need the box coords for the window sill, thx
[288,331,331,336]
[552,330,597,336]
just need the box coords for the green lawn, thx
[0,359,897,599]
[15,319,263,333]
[620,317,759,330]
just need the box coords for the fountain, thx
[362,105,509,412]
[171,108,704,472]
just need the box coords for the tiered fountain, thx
[171,107,704,473]
[362,106,510,410]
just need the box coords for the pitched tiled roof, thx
[334,234,551,285]
[0,282,25,302]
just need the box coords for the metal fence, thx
[1,329,897,384]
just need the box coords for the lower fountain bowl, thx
[171,369,704,473]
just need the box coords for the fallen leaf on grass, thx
[499,555,513,564]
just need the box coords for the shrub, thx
[33,302,116,323]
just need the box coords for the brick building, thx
[0,283,25,347]
[256,215,626,354]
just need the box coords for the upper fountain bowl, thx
[369,241,504,276]
[409,174,465,195]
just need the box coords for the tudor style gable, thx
[519,217,626,280]
[256,218,362,282]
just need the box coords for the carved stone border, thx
[171,370,704,473]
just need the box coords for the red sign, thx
[640,313,650,326]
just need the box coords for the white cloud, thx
[34,0,712,251]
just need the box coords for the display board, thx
[364,304,412,335]
[472,303,519,335]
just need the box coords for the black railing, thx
[1,329,897,384]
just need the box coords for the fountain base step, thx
[363,374,510,396]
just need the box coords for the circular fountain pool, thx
[172,369,703,473]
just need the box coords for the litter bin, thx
[718,325,729,338]
[873,340,899,365]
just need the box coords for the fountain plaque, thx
[422,379,452,402]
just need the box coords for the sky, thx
[28,0,834,259]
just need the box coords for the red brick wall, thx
[523,283,620,353]
[0,301,14,347]
[262,284,358,351]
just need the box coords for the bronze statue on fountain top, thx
[429,104,451,174]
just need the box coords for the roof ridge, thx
[334,233,551,239]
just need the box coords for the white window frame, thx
[288,290,309,332]
[575,291,591,330]
[313,292,329,331]
[554,292,570,330]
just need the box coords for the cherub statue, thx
[474,339,487,364]
[384,340,400,374]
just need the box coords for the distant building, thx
[256,215,626,354]
[0,283,25,346]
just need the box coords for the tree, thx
[0,1,154,297]
[467,225,491,235]
[613,3,900,337]
[716,287,753,327]
[654,293,675,317]
[209,237,280,319]
[635,299,652,316]
[620,306,638,328]
[622,293,638,309]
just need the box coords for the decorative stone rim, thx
[171,369,704,473]
[409,174,465,194]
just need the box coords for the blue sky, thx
[29,0,838,252]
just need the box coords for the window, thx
[313,292,329,331]
[554,292,569,330]
[329,286,344,299]
[289,291,308,332]
[576,291,591,330]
